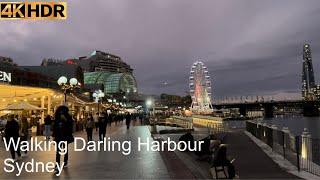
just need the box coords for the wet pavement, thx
[0,123,172,179]
[160,127,301,179]
[0,122,302,179]
[224,130,300,179]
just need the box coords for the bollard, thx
[281,127,291,158]
[262,123,268,138]
[301,128,312,170]
[282,127,290,133]
[270,125,278,151]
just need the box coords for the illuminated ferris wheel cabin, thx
[189,61,213,114]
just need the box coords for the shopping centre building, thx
[0,57,68,123]
[40,50,138,98]
[0,51,139,123]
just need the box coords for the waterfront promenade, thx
[157,124,300,179]
[224,131,299,179]
[0,122,302,179]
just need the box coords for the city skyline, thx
[1,0,320,98]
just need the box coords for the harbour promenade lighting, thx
[146,99,155,117]
[146,98,156,133]
[57,76,80,104]
[93,89,105,115]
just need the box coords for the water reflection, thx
[259,115,320,138]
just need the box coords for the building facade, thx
[0,57,57,88]
[40,50,138,98]
[302,44,320,100]
[79,50,133,73]
[41,50,133,74]
[22,64,84,86]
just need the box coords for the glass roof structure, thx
[84,72,137,95]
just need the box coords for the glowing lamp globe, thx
[146,99,153,107]
[69,78,78,86]
[99,93,105,98]
[57,76,68,85]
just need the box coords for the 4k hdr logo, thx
[0,2,67,20]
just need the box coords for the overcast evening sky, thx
[1,0,320,100]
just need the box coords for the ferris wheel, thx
[189,61,213,114]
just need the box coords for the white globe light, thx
[57,76,67,85]
[69,78,78,86]
[146,99,153,107]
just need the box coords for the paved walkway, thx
[0,122,302,179]
[224,130,300,179]
[160,127,301,179]
[0,123,173,179]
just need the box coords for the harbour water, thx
[223,114,320,139]
[259,115,320,138]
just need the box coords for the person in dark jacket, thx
[20,116,29,156]
[4,115,21,160]
[85,115,94,141]
[98,113,107,141]
[52,106,74,169]
[125,112,131,130]
[139,113,144,125]
[44,115,52,140]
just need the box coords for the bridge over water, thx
[212,100,319,118]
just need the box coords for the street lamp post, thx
[93,90,105,115]
[57,76,79,104]
[146,99,155,117]
[146,98,156,133]
[123,95,126,106]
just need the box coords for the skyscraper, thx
[302,43,316,100]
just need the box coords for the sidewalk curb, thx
[244,131,319,180]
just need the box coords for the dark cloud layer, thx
[1,0,320,99]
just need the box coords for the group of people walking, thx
[4,105,74,174]
[3,106,145,174]
[4,115,29,160]
[84,111,144,142]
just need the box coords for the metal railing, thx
[246,121,320,176]
[206,123,227,135]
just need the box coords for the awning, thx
[1,101,45,111]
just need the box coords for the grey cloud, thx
[1,0,320,99]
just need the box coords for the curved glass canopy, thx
[84,72,137,95]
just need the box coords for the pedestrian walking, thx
[85,115,94,141]
[4,115,21,161]
[52,105,74,172]
[139,113,144,125]
[20,116,29,156]
[108,113,112,127]
[94,113,99,131]
[125,112,131,130]
[44,115,52,140]
[98,114,107,141]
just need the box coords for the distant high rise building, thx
[77,51,133,73]
[40,51,133,74]
[302,44,318,100]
